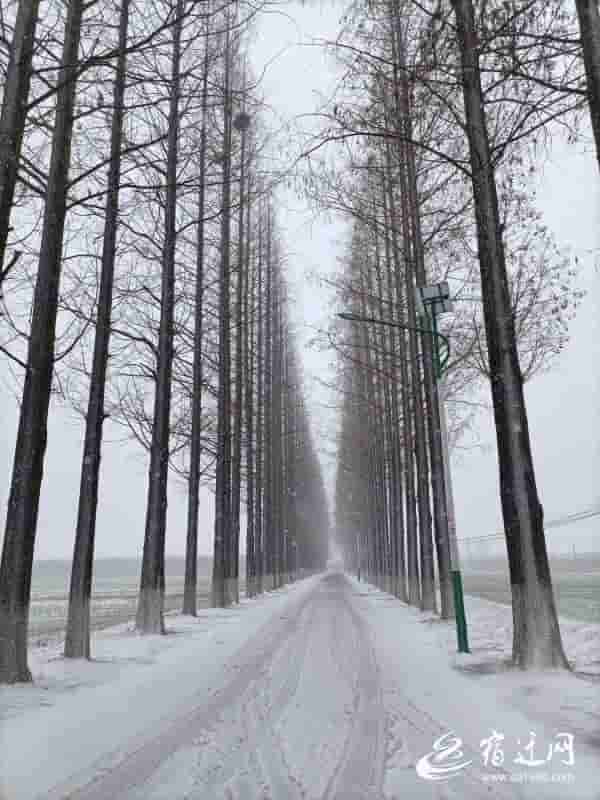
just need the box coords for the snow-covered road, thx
[4,571,598,799]
[45,573,388,800]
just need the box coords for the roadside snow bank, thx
[347,576,599,800]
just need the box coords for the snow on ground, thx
[0,572,598,799]
[437,585,600,751]
[347,576,600,800]
[0,576,321,800]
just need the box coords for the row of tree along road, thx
[1,0,599,683]
[0,0,330,683]
[322,0,600,669]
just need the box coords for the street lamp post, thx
[339,302,470,654]
[416,282,469,654]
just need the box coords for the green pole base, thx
[451,569,470,653]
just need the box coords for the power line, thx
[458,506,600,544]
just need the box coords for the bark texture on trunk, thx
[576,0,600,171]
[244,182,256,597]
[270,276,283,589]
[65,0,131,660]
[387,177,419,606]
[0,0,85,684]
[262,206,274,590]
[382,145,409,602]
[397,69,453,618]
[381,170,407,601]
[211,16,234,609]
[0,0,41,274]
[452,0,568,668]
[388,28,434,611]
[136,0,184,634]
[183,30,210,617]
[230,125,247,606]
[371,207,393,592]
[253,202,265,595]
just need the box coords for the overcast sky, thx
[0,0,598,561]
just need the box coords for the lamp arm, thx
[338,311,450,365]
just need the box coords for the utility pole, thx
[417,285,469,654]
[339,303,470,654]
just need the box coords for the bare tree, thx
[253,196,265,595]
[262,202,275,590]
[451,0,568,668]
[244,175,256,596]
[64,0,132,658]
[183,16,211,617]
[136,0,185,634]
[230,97,251,604]
[212,9,234,608]
[575,0,600,170]
[0,0,86,683]
[0,0,40,279]
[386,8,454,615]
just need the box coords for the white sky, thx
[0,0,598,560]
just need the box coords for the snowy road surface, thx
[43,573,390,800]
[5,572,597,799]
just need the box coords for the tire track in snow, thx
[42,587,318,800]
[42,574,398,800]
[192,598,316,799]
[381,691,526,800]
[346,585,528,800]
[320,575,386,800]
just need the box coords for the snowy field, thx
[1,570,598,799]
[28,555,598,647]
[28,558,217,641]
[29,581,212,640]
[462,556,600,624]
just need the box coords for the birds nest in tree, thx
[233,111,251,132]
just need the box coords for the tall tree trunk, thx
[253,201,264,595]
[284,377,297,582]
[371,202,393,592]
[230,123,247,605]
[211,15,234,608]
[244,181,256,597]
[358,268,381,586]
[0,0,85,683]
[278,296,288,585]
[270,275,283,589]
[381,167,407,601]
[401,164,434,612]
[280,330,289,585]
[183,25,210,617]
[0,0,41,276]
[65,0,131,658]
[397,66,454,619]
[575,0,600,171]
[262,206,274,590]
[389,19,435,613]
[384,151,420,606]
[451,0,568,668]
[136,0,184,634]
